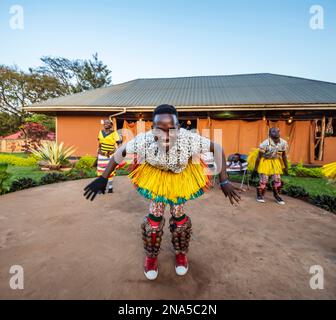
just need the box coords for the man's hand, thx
[83,176,108,201]
[220,182,241,205]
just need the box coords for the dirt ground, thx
[0,177,335,300]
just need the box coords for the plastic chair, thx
[226,154,250,190]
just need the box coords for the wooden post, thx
[318,115,326,161]
[111,117,117,131]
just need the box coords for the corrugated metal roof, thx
[26,73,336,111]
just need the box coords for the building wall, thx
[57,115,104,156]
[323,137,336,163]
[197,119,319,164]
[57,115,336,164]
[56,116,149,156]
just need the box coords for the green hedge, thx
[282,185,308,198]
[290,162,323,178]
[40,172,68,185]
[0,154,38,167]
[1,168,97,195]
[0,163,11,194]
[75,155,97,170]
[10,178,37,192]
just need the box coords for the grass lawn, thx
[5,166,49,187]
[3,162,335,208]
[0,152,29,158]
[4,165,99,188]
[228,173,336,196]
[282,176,336,196]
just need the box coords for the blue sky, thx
[0,0,335,84]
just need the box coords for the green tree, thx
[0,65,67,119]
[35,53,112,93]
[24,114,55,132]
[0,112,21,137]
[0,54,111,135]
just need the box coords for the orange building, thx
[24,73,336,164]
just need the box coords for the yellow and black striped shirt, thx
[98,130,121,154]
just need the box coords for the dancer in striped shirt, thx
[97,119,122,193]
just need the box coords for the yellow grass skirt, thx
[322,162,336,180]
[247,148,284,175]
[128,161,210,205]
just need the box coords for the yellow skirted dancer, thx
[248,148,285,175]
[249,128,289,205]
[322,162,336,180]
[84,104,241,281]
[97,119,122,193]
[129,160,210,205]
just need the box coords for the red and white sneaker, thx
[175,253,189,276]
[144,256,158,280]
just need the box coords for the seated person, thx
[227,153,247,172]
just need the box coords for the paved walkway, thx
[0,177,335,299]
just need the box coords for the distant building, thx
[25,73,336,164]
[0,131,55,153]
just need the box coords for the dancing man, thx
[250,128,289,205]
[84,105,240,280]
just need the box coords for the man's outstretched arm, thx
[101,145,127,179]
[210,141,241,205]
[84,144,127,201]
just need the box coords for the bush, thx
[10,178,37,192]
[0,163,11,194]
[291,162,323,178]
[279,181,335,214]
[75,155,97,170]
[310,195,336,213]
[282,185,309,198]
[84,169,98,178]
[30,141,76,170]
[24,114,55,132]
[64,168,97,180]
[0,154,37,167]
[20,122,50,153]
[231,172,336,214]
[287,160,297,177]
[40,172,68,185]
[1,167,96,195]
